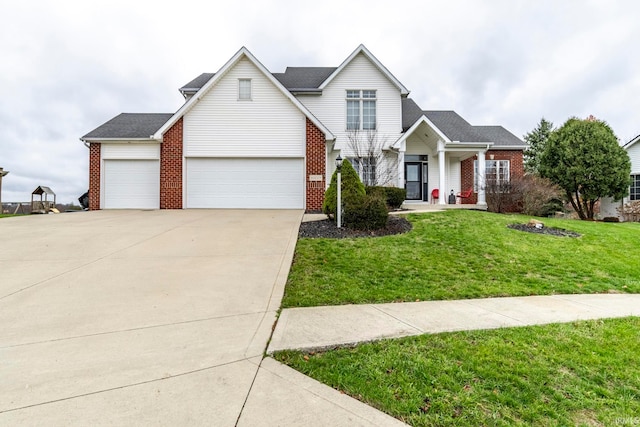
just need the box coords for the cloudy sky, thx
[1,0,638,204]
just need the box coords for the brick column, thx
[160,118,183,209]
[460,150,525,205]
[88,143,101,210]
[305,118,326,212]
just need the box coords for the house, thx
[600,134,640,220]
[81,45,526,211]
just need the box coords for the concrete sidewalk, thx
[269,294,640,353]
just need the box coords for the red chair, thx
[456,188,473,204]
[430,189,439,204]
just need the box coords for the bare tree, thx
[345,129,397,187]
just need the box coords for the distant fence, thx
[1,202,32,214]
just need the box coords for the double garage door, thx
[103,157,304,209]
[185,158,304,209]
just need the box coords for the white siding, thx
[184,57,305,157]
[601,141,640,220]
[447,158,461,194]
[296,53,402,155]
[102,143,160,160]
[628,142,640,174]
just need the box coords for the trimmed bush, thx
[323,160,366,220]
[365,186,406,210]
[365,186,386,198]
[343,194,389,230]
[384,187,406,209]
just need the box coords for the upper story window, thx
[238,79,252,100]
[631,175,640,201]
[346,90,376,130]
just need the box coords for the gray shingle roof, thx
[401,99,525,148]
[272,67,337,91]
[473,126,527,148]
[401,98,424,132]
[423,110,493,143]
[82,113,173,140]
[180,73,215,93]
[178,68,337,95]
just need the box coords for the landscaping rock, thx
[508,223,581,237]
[527,219,544,229]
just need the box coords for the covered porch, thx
[392,115,492,206]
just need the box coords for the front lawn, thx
[283,210,640,307]
[275,317,640,426]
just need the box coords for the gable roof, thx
[400,99,525,148]
[319,44,409,95]
[623,134,640,150]
[422,111,492,143]
[153,47,335,141]
[81,113,173,141]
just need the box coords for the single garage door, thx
[186,158,304,209]
[103,160,160,209]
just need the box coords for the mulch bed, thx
[299,215,412,239]
[507,223,581,238]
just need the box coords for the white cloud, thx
[1,0,639,203]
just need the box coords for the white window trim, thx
[238,79,252,101]
[474,159,510,191]
[346,90,376,131]
[630,174,640,201]
[348,157,376,185]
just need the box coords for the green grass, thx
[283,210,640,307]
[274,317,640,426]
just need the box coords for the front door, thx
[405,162,422,200]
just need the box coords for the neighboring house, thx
[81,45,526,211]
[600,134,640,220]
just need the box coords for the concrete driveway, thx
[0,210,302,425]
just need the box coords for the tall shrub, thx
[322,160,366,220]
[539,117,631,220]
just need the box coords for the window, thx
[631,175,640,201]
[474,159,510,190]
[346,90,376,130]
[238,79,252,100]
[348,157,376,185]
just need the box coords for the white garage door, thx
[186,158,304,209]
[103,160,159,209]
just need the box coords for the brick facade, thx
[160,118,183,209]
[88,143,101,210]
[305,118,326,212]
[460,150,525,204]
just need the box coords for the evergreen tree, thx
[523,118,554,175]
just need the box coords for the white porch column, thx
[477,150,487,206]
[437,140,446,205]
[397,151,405,188]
